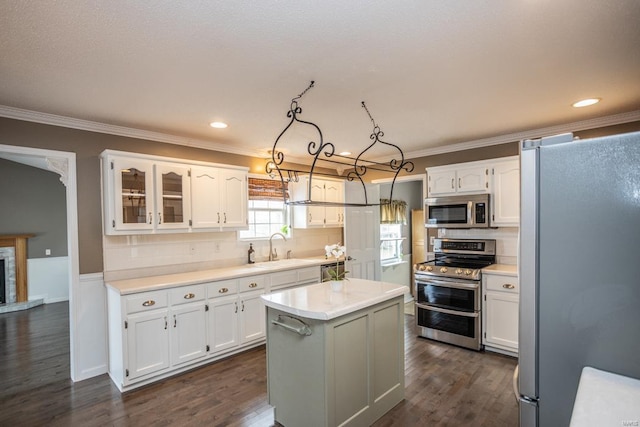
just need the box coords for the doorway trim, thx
[0,144,81,381]
[372,174,427,199]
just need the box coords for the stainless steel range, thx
[414,238,496,350]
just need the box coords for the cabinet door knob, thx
[142,300,155,307]
[503,283,515,289]
[148,212,153,224]
[158,212,162,224]
[184,293,195,299]
[218,287,228,294]
[249,282,257,288]
[223,213,227,224]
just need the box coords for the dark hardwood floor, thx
[0,302,519,426]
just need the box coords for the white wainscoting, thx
[74,272,108,381]
[27,256,69,303]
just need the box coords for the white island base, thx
[262,279,406,427]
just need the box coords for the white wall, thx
[28,256,69,303]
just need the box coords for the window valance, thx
[380,199,407,224]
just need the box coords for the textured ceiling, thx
[1,0,640,161]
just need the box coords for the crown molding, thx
[2,104,639,164]
[0,105,267,159]
[403,109,640,159]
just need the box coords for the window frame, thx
[238,174,292,241]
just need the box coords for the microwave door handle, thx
[467,201,473,226]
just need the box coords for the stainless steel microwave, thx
[424,194,490,228]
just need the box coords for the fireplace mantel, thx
[0,234,34,303]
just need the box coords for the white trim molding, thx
[0,144,82,381]
[0,104,267,159]
[2,104,639,165]
[403,110,640,159]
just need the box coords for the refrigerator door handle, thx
[513,364,520,402]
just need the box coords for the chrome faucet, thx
[269,232,287,261]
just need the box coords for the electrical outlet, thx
[45,249,51,256]
[214,242,221,252]
[189,243,196,255]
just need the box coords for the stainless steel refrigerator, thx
[518,131,640,426]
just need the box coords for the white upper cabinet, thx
[426,155,520,227]
[290,177,345,228]
[105,155,190,233]
[427,164,489,196]
[110,157,155,232]
[491,157,520,227]
[190,166,248,230]
[102,150,248,235]
[155,162,191,230]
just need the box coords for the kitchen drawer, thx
[298,266,320,283]
[206,279,238,298]
[125,290,168,314]
[270,270,298,288]
[239,275,265,292]
[169,283,206,305]
[485,274,519,294]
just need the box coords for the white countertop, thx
[261,278,407,320]
[570,366,640,426]
[106,257,332,295]
[482,264,517,276]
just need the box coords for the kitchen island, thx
[261,279,406,427]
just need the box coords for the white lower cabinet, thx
[207,279,240,354]
[107,274,266,392]
[126,308,170,380]
[482,271,519,356]
[107,267,322,392]
[169,284,208,367]
[239,289,266,344]
[206,276,266,354]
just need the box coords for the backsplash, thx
[103,228,343,281]
[439,227,519,266]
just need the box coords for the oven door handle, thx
[416,302,479,318]
[415,279,479,291]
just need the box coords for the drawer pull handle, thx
[503,283,515,289]
[184,293,195,299]
[219,288,229,294]
[142,300,155,307]
[249,282,258,288]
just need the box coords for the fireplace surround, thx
[0,234,40,313]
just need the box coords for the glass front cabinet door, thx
[113,157,155,232]
[107,156,191,233]
[154,162,191,230]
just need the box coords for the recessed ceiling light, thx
[572,98,601,108]
[339,151,352,156]
[209,121,228,129]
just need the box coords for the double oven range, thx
[414,238,495,350]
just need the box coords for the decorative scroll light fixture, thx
[265,81,414,207]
